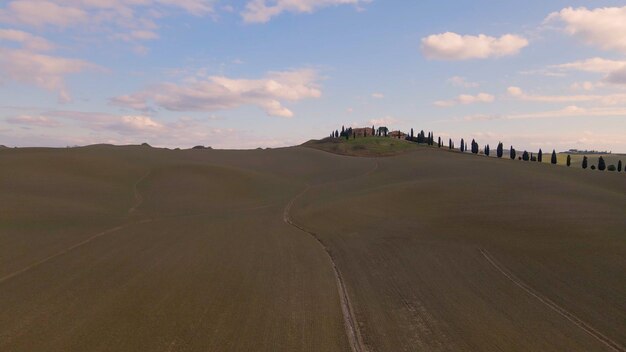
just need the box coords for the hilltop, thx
[303,136,420,157]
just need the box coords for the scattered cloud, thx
[547,6,626,54]
[507,86,626,105]
[0,48,95,102]
[463,105,626,121]
[570,81,600,91]
[111,69,322,118]
[447,76,479,88]
[3,109,301,149]
[241,0,368,24]
[6,114,61,127]
[371,92,384,99]
[421,32,528,60]
[0,28,54,51]
[0,0,215,46]
[606,67,626,85]
[434,93,495,107]
[551,57,626,74]
[368,115,397,126]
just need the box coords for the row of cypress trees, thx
[328,126,623,173]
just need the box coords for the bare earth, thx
[1,144,624,351]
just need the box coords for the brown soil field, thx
[1,143,624,351]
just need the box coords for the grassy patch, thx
[303,136,421,157]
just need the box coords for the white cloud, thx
[5,109,300,149]
[421,32,528,60]
[448,76,479,88]
[570,81,600,91]
[0,0,214,45]
[0,29,54,51]
[371,92,384,99]
[552,57,626,74]
[111,69,322,118]
[241,0,368,23]
[0,48,95,102]
[6,114,61,127]
[507,86,626,105]
[547,6,626,54]
[434,93,495,107]
[368,116,397,126]
[463,105,626,121]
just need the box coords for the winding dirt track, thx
[283,188,366,352]
[480,248,625,352]
[0,170,153,285]
[282,161,379,352]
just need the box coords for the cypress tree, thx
[460,139,465,152]
[522,151,529,161]
[449,138,453,149]
[372,125,375,136]
[471,139,478,154]
[485,145,490,156]
[538,149,543,162]
[551,150,557,164]
[618,160,622,172]
[410,128,414,140]
[582,156,588,169]
[497,142,503,158]
[566,155,571,167]
[510,146,516,160]
[438,136,441,148]
[598,156,606,171]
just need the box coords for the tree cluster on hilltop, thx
[328,125,624,174]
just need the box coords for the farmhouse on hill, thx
[389,130,407,139]
[352,127,375,137]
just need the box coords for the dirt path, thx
[480,248,625,352]
[282,162,379,352]
[0,171,153,286]
[283,187,366,352]
[128,170,152,214]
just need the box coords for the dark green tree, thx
[471,139,478,154]
[551,150,557,164]
[438,136,441,147]
[485,144,490,156]
[618,160,623,172]
[449,138,453,149]
[566,154,571,167]
[510,146,516,160]
[371,125,375,136]
[598,156,606,171]
[410,128,414,140]
[522,151,529,161]
[582,156,588,169]
[538,149,543,162]
[460,139,465,152]
[497,142,503,158]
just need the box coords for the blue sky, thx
[1,1,626,151]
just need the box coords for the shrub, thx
[591,165,596,170]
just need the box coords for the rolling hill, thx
[0,143,624,351]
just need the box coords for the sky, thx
[1,0,626,152]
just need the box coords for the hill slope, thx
[0,145,624,351]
